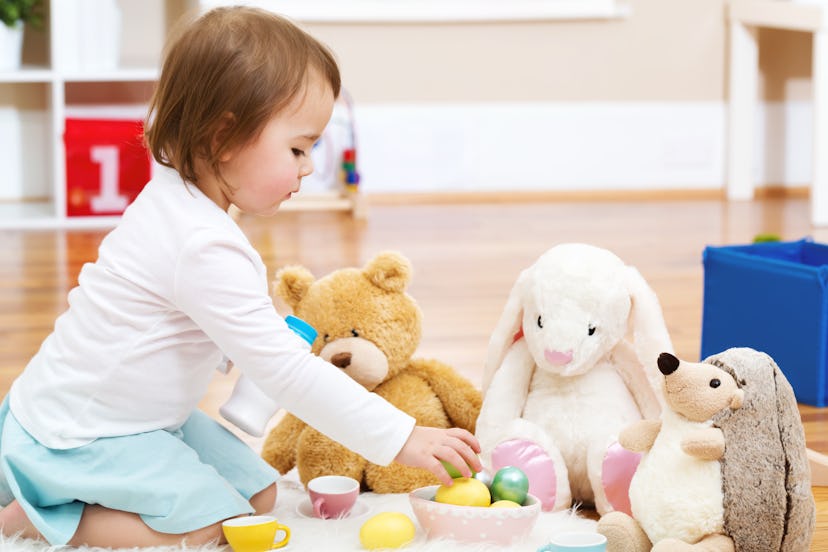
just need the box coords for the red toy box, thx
[64,117,151,217]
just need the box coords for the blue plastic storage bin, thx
[701,238,828,406]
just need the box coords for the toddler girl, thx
[0,6,480,548]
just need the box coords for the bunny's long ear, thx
[624,266,673,415]
[482,267,531,394]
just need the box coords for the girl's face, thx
[218,73,335,216]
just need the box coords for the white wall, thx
[2,0,818,202]
[353,101,812,194]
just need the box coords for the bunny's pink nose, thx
[545,349,573,366]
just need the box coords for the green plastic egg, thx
[490,466,529,505]
[440,459,476,479]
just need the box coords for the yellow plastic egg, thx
[434,477,491,507]
[490,500,521,508]
[359,512,416,550]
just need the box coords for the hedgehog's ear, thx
[731,389,744,409]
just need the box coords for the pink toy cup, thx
[307,475,359,519]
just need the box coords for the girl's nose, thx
[300,158,314,178]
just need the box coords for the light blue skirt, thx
[0,399,280,545]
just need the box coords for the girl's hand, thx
[394,426,483,487]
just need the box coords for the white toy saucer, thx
[295,497,371,520]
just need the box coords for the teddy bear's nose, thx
[657,352,680,375]
[330,352,352,369]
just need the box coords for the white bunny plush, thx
[476,243,672,515]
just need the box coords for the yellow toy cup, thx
[222,515,291,551]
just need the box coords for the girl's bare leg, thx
[71,483,279,547]
[250,482,278,514]
[69,505,223,548]
[0,500,42,540]
[3,483,279,548]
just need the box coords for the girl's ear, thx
[213,112,237,163]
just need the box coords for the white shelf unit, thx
[0,1,364,230]
[0,0,161,230]
[0,72,160,230]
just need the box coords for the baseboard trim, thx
[364,186,810,206]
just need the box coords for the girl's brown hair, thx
[144,7,341,188]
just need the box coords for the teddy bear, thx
[475,243,673,514]
[260,251,482,493]
[597,348,815,552]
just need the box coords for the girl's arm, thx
[174,230,480,478]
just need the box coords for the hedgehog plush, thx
[597,348,815,552]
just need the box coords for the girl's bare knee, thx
[184,520,225,546]
[250,483,277,514]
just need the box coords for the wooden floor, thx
[1,193,828,548]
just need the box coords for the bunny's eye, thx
[351,329,359,337]
[588,325,596,336]
[537,316,543,329]
[323,334,330,342]
[709,379,721,388]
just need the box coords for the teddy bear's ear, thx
[362,251,412,293]
[274,266,315,310]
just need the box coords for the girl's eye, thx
[588,325,596,336]
[537,316,543,329]
[292,148,305,157]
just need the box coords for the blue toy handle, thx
[285,315,317,345]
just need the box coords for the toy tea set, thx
[220,245,816,551]
[222,515,290,552]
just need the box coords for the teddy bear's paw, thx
[596,511,650,552]
[365,463,437,494]
[600,441,642,516]
[491,438,569,511]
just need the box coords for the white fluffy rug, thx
[0,471,595,552]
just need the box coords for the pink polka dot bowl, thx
[408,485,540,546]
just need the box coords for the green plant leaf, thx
[0,0,44,29]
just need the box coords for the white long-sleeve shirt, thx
[9,168,414,466]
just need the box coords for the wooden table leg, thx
[727,19,759,201]
[812,29,828,225]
